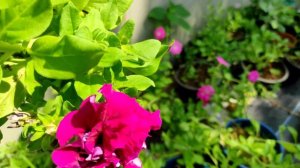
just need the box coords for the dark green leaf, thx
[148,7,166,21]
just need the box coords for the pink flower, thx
[216,56,230,67]
[248,70,260,83]
[52,84,162,168]
[197,85,215,106]
[169,40,183,55]
[153,26,166,41]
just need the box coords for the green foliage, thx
[0,141,53,168]
[0,0,53,42]
[0,0,167,119]
[148,1,191,31]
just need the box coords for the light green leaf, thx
[0,0,53,42]
[30,131,45,141]
[60,2,82,36]
[0,77,17,118]
[98,0,133,30]
[51,0,70,6]
[74,73,104,99]
[117,19,135,44]
[114,75,155,91]
[0,67,2,84]
[71,0,89,9]
[0,41,23,52]
[30,35,106,79]
[79,9,105,32]
[122,40,168,76]
[98,47,123,67]
[0,0,22,10]
[24,60,41,95]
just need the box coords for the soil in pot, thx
[258,62,289,84]
[174,63,210,102]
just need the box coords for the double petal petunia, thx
[52,84,162,168]
[197,85,215,106]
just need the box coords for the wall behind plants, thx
[126,0,250,43]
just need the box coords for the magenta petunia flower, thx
[197,85,215,106]
[52,84,162,168]
[216,56,230,67]
[169,40,183,55]
[153,26,166,41]
[248,70,260,83]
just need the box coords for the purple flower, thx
[197,85,215,106]
[153,26,166,41]
[248,70,260,83]
[51,84,162,168]
[169,40,183,55]
[216,56,230,67]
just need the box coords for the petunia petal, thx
[56,111,85,146]
[51,146,80,168]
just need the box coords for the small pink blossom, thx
[248,70,260,83]
[216,56,230,67]
[169,40,183,55]
[153,26,166,41]
[197,85,215,106]
[52,84,162,168]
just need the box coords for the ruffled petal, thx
[56,111,85,146]
[51,146,80,168]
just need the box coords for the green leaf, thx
[30,35,106,79]
[0,0,53,42]
[0,0,22,10]
[114,75,155,91]
[148,7,166,21]
[30,131,44,141]
[74,73,104,99]
[71,0,89,9]
[287,126,298,143]
[51,0,70,6]
[122,40,168,76]
[167,14,191,30]
[0,77,16,118]
[0,41,23,52]
[171,4,190,17]
[98,47,124,67]
[24,60,41,95]
[0,66,2,84]
[98,0,133,30]
[59,2,82,36]
[117,19,135,44]
[79,9,105,32]
[279,141,298,153]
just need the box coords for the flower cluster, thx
[248,70,260,83]
[216,56,230,67]
[52,84,162,168]
[197,85,215,106]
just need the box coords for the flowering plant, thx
[52,84,162,168]
[0,0,166,166]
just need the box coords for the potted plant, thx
[223,118,284,167]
